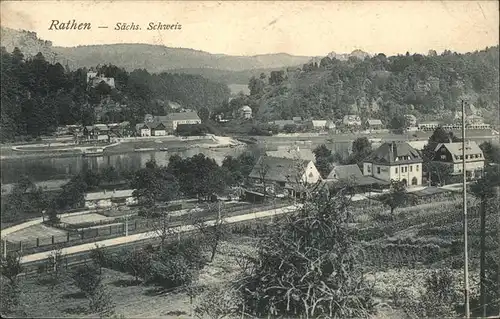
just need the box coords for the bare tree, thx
[149,209,173,252]
[193,201,228,262]
[257,160,270,198]
[89,243,108,275]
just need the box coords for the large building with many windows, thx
[362,141,423,186]
[431,141,485,180]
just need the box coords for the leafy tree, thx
[168,154,226,200]
[72,263,115,315]
[1,253,23,286]
[100,166,120,184]
[389,114,409,133]
[125,248,152,282]
[198,107,210,122]
[130,159,179,208]
[378,180,410,215]
[236,188,375,317]
[347,137,372,166]
[283,123,297,133]
[57,174,87,209]
[479,141,500,164]
[72,263,102,298]
[313,144,334,178]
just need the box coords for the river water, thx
[4,131,495,185]
[0,147,248,184]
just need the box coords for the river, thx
[0,147,248,184]
[2,131,494,184]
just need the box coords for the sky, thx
[1,1,498,57]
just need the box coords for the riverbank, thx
[1,135,245,160]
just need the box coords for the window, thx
[395,167,398,174]
[377,167,381,174]
[410,165,413,172]
[441,155,447,160]
[416,165,419,171]
[465,155,469,160]
[367,165,371,173]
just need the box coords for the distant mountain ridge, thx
[0,27,321,76]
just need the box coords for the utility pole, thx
[462,100,470,318]
[496,185,500,317]
[480,191,487,318]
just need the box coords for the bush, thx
[401,268,460,318]
[147,255,194,290]
[163,237,206,270]
[72,263,102,297]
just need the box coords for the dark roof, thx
[364,141,422,165]
[433,142,483,162]
[249,156,312,183]
[326,164,363,180]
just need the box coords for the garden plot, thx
[6,224,68,248]
[60,213,114,225]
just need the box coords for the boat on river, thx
[82,147,104,157]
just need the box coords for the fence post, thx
[36,237,39,247]
[51,236,55,244]
[67,233,70,242]
[3,240,6,258]
[135,220,137,230]
[19,241,23,254]
[110,225,112,235]
[81,231,84,240]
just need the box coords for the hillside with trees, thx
[249,47,499,124]
[0,27,316,79]
[0,47,230,141]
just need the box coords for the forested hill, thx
[0,27,316,74]
[0,47,230,141]
[250,47,499,124]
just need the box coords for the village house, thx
[362,141,423,186]
[82,124,110,142]
[326,164,389,188]
[365,119,384,131]
[86,71,116,89]
[239,105,253,119]
[306,120,336,131]
[342,114,362,127]
[431,141,485,180]
[84,189,137,209]
[164,112,202,132]
[249,156,322,197]
[135,123,152,137]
